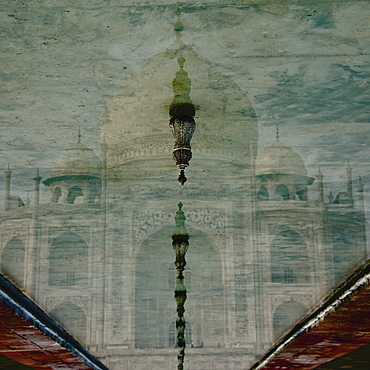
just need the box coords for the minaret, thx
[101,133,108,206]
[25,191,31,206]
[250,141,257,169]
[33,168,42,212]
[346,161,353,200]
[316,167,324,203]
[357,176,365,214]
[328,189,334,204]
[4,164,12,211]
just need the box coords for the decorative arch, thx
[1,237,25,289]
[134,225,224,349]
[49,301,87,344]
[274,184,290,200]
[270,230,309,284]
[257,185,269,200]
[273,301,307,340]
[133,208,226,254]
[67,186,83,204]
[49,232,88,286]
[51,187,62,203]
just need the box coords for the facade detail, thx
[0,42,367,370]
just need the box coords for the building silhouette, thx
[0,39,367,370]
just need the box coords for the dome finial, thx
[276,124,280,141]
[174,7,184,39]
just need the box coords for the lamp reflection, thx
[172,202,189,369]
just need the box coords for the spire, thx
[33,168,42,213]
[25,191,31,206]
[174,7,184,40]
[358,176,364,192]
[33,168,42,183]
[5,163,11,175]
[357,176,365,214]
[316,167,324,203]
[346,161,353,199]
[4,164,12,211]
[275,124,280,141]
[174,201,188,236]
[328,189,334,204]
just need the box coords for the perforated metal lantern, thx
[169,56,196,185]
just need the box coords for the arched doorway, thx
[274,184,290,200]
[67,186,83,204]
[270,230,309,284]
[52,187,62,203]
[135,225,224,349]
[257,185,269,200]
[49,232,88,286]
[49,301,87,344]
[273,301,307,340]
[1,237,25,289]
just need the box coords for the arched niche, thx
[51,187,62,203]
[49,301,87,344]
[134,225,224,349]
[257,185,269,200]
[1,237,25,289]
[270,230,309,284]
[274,184,290,200]
[67,186,83,204]
[49,232,88,286]
[273,301,307,340]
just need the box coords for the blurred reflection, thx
[172,202,189,369]
[0,13,368,370]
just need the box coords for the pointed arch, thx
[270,230,309,284]
[135,225,224,349]
[257,185,269,200]
[274,184,290,200]
[52,187,62,203]
[49,232,88,286]
[1,237,25,289]
[67,186,83,204]
[49,301,87,344]
[273,301,307,340]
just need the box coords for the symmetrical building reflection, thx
[0,39,367,369]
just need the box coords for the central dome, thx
[255,140,307,177]
[100,41,258,170]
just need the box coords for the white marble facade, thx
[1,2,369,369]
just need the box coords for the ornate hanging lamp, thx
[169,15,196,185]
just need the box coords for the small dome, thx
[50,141,101,179]
[255,140,307,177]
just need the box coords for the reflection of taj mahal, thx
[0,40,367,369]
